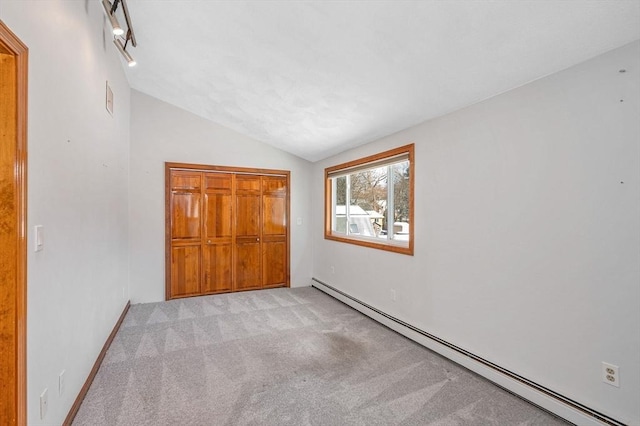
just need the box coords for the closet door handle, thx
[256,238,260,242]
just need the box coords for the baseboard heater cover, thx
[311,278,627,426]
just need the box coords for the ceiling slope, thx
[124,1,640,161]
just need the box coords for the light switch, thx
[296,217,302,225]
[34,225,44,251]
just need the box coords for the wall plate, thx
[106,81,114,116]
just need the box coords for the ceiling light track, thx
[114,36,136,67]
[101,0,137,66]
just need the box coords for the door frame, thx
[165,162,290,300]
[0,20,28,426]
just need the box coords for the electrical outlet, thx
[331,266,335,274]
[40,388,48,419]
[122,286,126,298]
[602,362,619,387]
[391,289,396,301]
[59,370,66,395]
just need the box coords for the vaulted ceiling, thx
[123,1,640,161]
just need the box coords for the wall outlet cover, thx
[602,362,620,387]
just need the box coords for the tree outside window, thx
[325,144,414,255]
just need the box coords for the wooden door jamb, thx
[0,19,28,426]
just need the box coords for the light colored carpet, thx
[73,287,570,425]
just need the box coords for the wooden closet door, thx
[262,176,288,288]
[169,172,202,297]
[235,175,262,291]
[202,173,233,293]
[167,164,289,299]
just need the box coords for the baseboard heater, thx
[311,278,626,426]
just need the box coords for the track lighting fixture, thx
[102,0,124,36]
[102,0,138,67]
[114,37,136,67]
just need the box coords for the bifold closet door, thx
[167,164,289,299]
[202,173,233,293]
[235,175,262,291]
[262,176,288,288]
[169,172,202,297]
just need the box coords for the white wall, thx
[312,41,640,424]
[129,90,313,303]
[1,0,131,424]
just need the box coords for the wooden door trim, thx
[164,164,171,300]
[166,162,290,177]
[0,20,28,426]
[165,163,290,300]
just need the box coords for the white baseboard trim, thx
[312,278,624,426]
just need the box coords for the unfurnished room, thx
[0,1,639,425]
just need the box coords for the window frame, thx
[324,144,414,256]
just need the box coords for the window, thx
[324,144,414,255]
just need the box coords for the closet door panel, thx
[171,245,201,296]
[171,172,202,240]
[235,243,261,290]
[203,243,232,293]
[263,196,286,235]
[171,193,201,240]
[262,176,287,236]
[205,173,232,191]
[235,175,261,192]
[262,240,286,287]
[205,193,232,238]
[236,195,260,237]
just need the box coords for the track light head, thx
[114,38,136,67]
[102,0,124,36]
[112,25,125,37]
